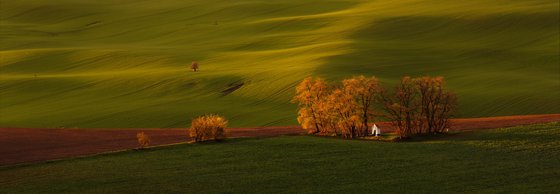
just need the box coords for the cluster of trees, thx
[291,76,378,138]
[292,75,457,139]
[380,76,458,138]
[189,115,228,142]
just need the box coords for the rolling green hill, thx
[1,0,558,128]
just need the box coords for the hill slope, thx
[1,123,559,193]
[1,0,559,128]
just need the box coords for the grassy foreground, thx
[1,0,559,128]
[1,122,559,193]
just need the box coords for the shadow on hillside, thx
[316,11,559,79]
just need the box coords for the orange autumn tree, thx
[314,92,339,135]
[136,132,150,149]
[328,88,364,138]
[189,115,228,142]
[291,77,330,134]
[342,76,380,136]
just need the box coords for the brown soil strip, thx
[1,114,558,166]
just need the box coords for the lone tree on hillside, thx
[191,61,199,72]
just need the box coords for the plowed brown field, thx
[1,114,558,166]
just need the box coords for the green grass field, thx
[1,0,559,128]
[1,123,558,193]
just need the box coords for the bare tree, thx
[413,76,457,134]
[191,61,199,72]
[379,76,419,138]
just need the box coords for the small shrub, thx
[136,132,150,149]
[189,115,228,142]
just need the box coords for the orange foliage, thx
[294,75,458,139]
[291,77,331,134]
[342,76,380,136]
[292,76,380,138]
[189,115,228,142]
[136,132,150,149]
[329,88,364,138]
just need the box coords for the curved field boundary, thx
[1,114,559,166]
